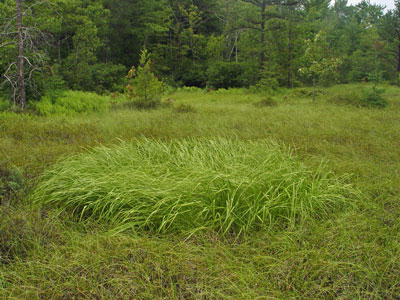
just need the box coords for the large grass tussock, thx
[33,139,355,235]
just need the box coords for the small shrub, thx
[328,88,388,108]
[176,86,204,93]
[251,78,279,94]
[254,96,278,107]
[289,88,314,98]
[0,166,25,207]
[327,90,363,106]
[0,97,12,112]
[131,98,160,110]
[33,139,356,236]
[214,88,248,95]
[361,90,388,108]
[160,98,176,108]
[173,103,196,113]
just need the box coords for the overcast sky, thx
[346,0,395,10]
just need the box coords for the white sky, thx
[346,0,395,10]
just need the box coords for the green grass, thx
[1,83,400,299]
[29,90,111,116]
[33,139,355,236]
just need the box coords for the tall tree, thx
[379,0,400,81]
[240,0,299,72]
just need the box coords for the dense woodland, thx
[1,0,400,108]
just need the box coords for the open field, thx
[1,84,400,299]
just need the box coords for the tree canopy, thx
[0,0,399,108]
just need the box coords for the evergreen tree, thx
[126,49,163,109]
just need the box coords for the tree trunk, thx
[104,37,109,63]
[225,0,230,60]
[287,7,293,88]
[312,79,316,102]
[16,0,25,110]
[57,37,61,64]
[397,43,400,81]
[259,0,266,70]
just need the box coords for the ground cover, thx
[0,83,400,299]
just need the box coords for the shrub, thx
[214,88,248,95]
[62,62,126,94]
[361,90,388,108]
[289,88,314,98]
[30,91,111,116]
[33,139,356,236]
[176,86,204,93]
[0,166,25,206]
[250,76,279,94]
[254,96,278,107]
[173,103,196,113]
[327,90,363,106]
[178,61,207,88]
[207,62,246,89]
[0,97,12,112]
[327,88,388,108]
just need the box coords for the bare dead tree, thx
[0,0,52,111]
[16,0,25,110]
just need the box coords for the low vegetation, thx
[33,139,355,236]
[1,84,400,299]
[30,91,111,116]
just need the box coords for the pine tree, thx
[126,49,163,109]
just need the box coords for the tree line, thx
[1,0,400,109]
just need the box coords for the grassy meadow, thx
[1,83,400,299]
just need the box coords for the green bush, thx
[327,90,363,106]
[30,91,111,116]
[0,97,12,111]
[250,77,279,94]
[62,62,127,94]
[0,166,25,206]
[214,88,248,95]
[173,103,196,113]
[207,62,247,89]
[289,88,314,98]
[33,139,355,236]
[254,96,278,107]
[361,90,388,108]
[328,88,388,108]
[176,86,205,93]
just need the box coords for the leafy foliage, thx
[299,31,342,99]
[1,0,399,107]
[207,62,247,89]
[62,63,127,94]
[126,50,164,109]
